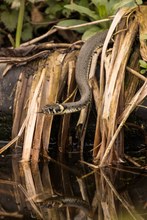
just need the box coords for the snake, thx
[39,195,93,218]
[41,30,108,115]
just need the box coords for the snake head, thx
[41,103,65,115]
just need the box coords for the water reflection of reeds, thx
[0,154,144,219]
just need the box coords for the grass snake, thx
[41,30,108,115]
[39,195,93,218]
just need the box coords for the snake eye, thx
[41,104,64,115]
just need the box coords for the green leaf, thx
[139,60,147,69]
[64,3,99,20]
[140,34,147,40]
[79,0,89,7]
[1,10,18,32]
[4,0,14,4]
[140,69,146,74]
[82,26,102,40]
[61,8,72,18]
[136,0,143,4]
[113,0,135,10]
[57,19,88,33]
[45,4,62,15]
[97,4,108,18]
[92,0,107,7]
[21,23,33,41]
[92,0,119,15]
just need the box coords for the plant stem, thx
[15,0,25,47]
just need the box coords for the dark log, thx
[0,62,147,117]
[0,64,22,114]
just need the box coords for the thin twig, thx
[21,28,57,46]
[126,66,147,81]
[55,17,113,30]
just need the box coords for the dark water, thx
[0,141,147,220]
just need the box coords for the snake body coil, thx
[40,196,92,218]
[42,31,108,115]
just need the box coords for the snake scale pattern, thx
[40,195,93,218]
[41,30,108,115]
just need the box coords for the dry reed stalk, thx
[105,19,138,162]
[101,170,142,220]
[0,118,27,154]
[19,75,33,127]
[41,163,60,220]
[33,42,81,50]
[31,114,44,162]
[18,184,43,219]
[21,28,57,46]
[42,163,54,194]
[137,6,147,61]
[58,51,78,98]
[55,17,113,30]
[58,60,76,152]
[20,163,44,218]
[76,177,90,204]
[124,154,142,167]
[77,106,90,158]
[90,76,100,112]
[92,172,106,218]
[0,212,23,218]
[91,191,99,216]
[101,202,112,220]
[103,18,138,122]
[31,163,44,195]
[100,7,131,96]
[118,81,147,123]
[93,8,146,165]
[100,81,147,166]
[22,65,46,161]
[42,52,66,153]
[21,162,36,196]
[31,61,48,162]
[126,66,147,82]
[57,51,79,152]
[124,49,140,102]
[12,156,26,212]
[12,72,28,137]
[93,13,127,157]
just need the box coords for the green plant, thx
[0,0,143,46]
[139,60,147,74]
[57,0,129,40]
[15,0,25,47]
[0,0,33,46]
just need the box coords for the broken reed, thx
[11,50,78,162]
[10,150,143,220]
[93,6,147,166]
[3,6,145,165]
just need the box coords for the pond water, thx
[0,141,147,220]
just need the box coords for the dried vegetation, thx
[0,6,147,167]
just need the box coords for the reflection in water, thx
[0,150,147,220]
